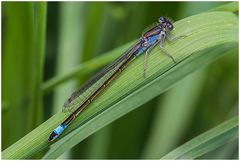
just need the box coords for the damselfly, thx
[48,16,182,142]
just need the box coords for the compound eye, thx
[158,17,165,23]
[167,23,173,30]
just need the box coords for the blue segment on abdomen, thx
[54,124,68,135]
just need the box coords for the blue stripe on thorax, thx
[135,34,159,57]
[147,34,159,45]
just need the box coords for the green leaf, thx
[30,1,47,132]
[209,2,238,12]
[161,116,238,159]
[42,42,131,94]
[43,11,237,159]
[142,70,207,159]
[2,2,47,149]
[42,2,239,94]
[2,11,237,159]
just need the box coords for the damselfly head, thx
[158,17,174,31]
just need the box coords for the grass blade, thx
[161,116,238,159]
[209,2,238,12]
[2,11,237,159]
[2,2,47,149]
[42,42,131,94]
[142,70,207,159]
[52,3,85,159]
[43,11,237,159]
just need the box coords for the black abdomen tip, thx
[48,131,58,142]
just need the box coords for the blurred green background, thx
[2,2,238,159]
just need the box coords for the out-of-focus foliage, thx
[2,2,46,149]
[2,2,238,159]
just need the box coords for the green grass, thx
[2,2,46,149]
[142,70,207,158]
[161,116,238,159]
[2,10,238,159]
[2,2,238,159]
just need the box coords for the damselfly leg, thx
[166,34,188,42]
[143,40,160,78]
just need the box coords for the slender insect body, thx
[48,16,180,142]
[62,41,142,110]
[63,62,126,112]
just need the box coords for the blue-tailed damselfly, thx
[49,17,180,142]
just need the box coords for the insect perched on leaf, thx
[48,16,186,142]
